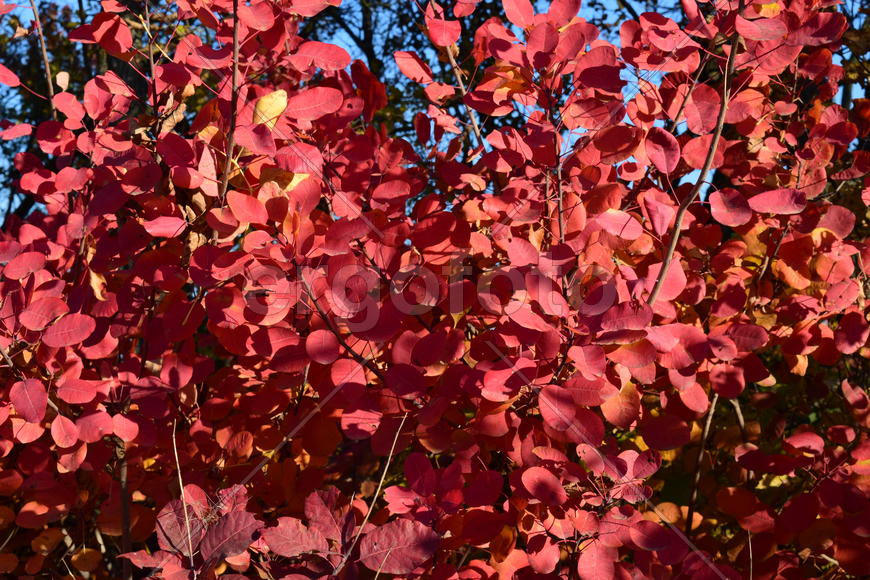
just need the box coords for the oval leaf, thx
[359,519,440,574]
[747,188,807,215]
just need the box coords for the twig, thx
[219,0,240,199]
[299,275,386,382]
[29,0,56,120]
[647,29,740,306]
[0,343,21,379]
[686,393,719,534]
[118,442,132,580]
[444,47,485,150]
[171,419,198,577]
[615,0,640,21]
[729,398,748,443]
[333,412,409,575]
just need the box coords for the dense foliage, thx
[0,0,868,578]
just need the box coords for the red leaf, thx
[305,329,340,364]
[639,414,691,450]
[426,16,461,47]
[297,41,351,70]
[19,297,69,331]
[199,511,260,561]
[238,1,277,31]
[50,415,79,448]
[235,123,276,157]
[747,188,807,215]
[539,385,575,431]
[358,519,440,574]
[285,86,344,120]
[503,0,534,28]
[630,520,675,551]
[142,216,187,238]
[0,63,20,87]
[596,209,643,240]
[156,500,205,556]
[227,191,269,225]
[262,517,328,557]
[835,311,869,355]
[645,127,680,174]
[42,313,97,348]
[3,251,46,280]
[10,379,47,424]
[709,188,752,227]
[566,408,606,445]
[288,0,341,17]
[394,51,434,84]
[735,15,787,41]
[522,466,567,505]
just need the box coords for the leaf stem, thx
[686,393,719,535]
[29,0,56,120]
[219,0,240,199]
[647,30,740,306]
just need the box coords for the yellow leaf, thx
[89,270,107,301]
[254,89,288,129]
[754,2,782,17]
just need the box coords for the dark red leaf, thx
[645,127,680,174]
[262,517,328,558]
[358,519,440,574]
[199,511,260,561]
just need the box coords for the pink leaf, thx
[285,87,343,120]
[142,216,187,238]
[227,191,269,225]
[42,313,97,348]
[305,329,340,364]
[596,209,643,240]
[735,16,787,41]
[539,385,576,431]
[522,466,567,506]
[0,63,20,87]
[50,415,79,448]
[709,188,752,227]
[394,51,434,84]
[358,519,440,574]
[262,517,328,557]
[3,251,46,280]
[297,41,351,70]
[10,379,47,424]
[19,297,69,331]
[645,127,680,174]
[426,16,461,47]
[747,188,807,215]
[503,0,534,28]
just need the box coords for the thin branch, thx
[615,0,640,21]
[171,420,198,577]
[118,442,132,580]
[0,343,21,379]
[686,393,719,535]
[219,0,240,199]
[29,0,56,120]
[647,30,740,306]
[443,46,485,150]
[299,275,386,383]
[334,412,409,575]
